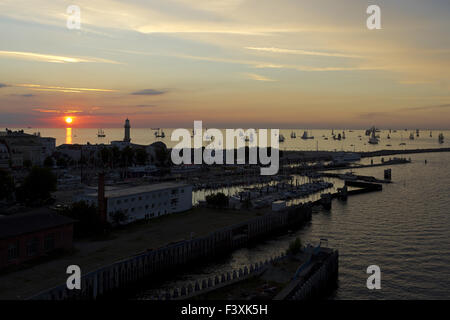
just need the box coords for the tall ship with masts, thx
[97,129,106,138]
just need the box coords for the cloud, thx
[136,104,158,108]
[0,51,120,64]
[16,84,117,93]
[132,89,167,95]
[400,104,450,111]
[243,73,276,82]
[11,93,35,98]
[245,47,362,58]
[33,108,83,114]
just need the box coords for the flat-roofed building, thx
[0,209,74,270]
[75,182,193,224]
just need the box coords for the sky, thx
[0,0,449,129]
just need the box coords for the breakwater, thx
[29,204,312,300]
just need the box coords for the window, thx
[8,241,19,261]
[26,237,39,257]
[44,233,55,251]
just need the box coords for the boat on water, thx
[301,131,314,139]
[154,128,165,138]
[342,131,346,139]
[279,134,285,143]
[97,129,106,138]
[416,129,420,137]
[290,131,296,139]
[409,133,414,140]
[430,131,433,137]
[368,129,379,144]
[387,134,391,139]
[438,133,444,144]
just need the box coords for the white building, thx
[75,182,192,224]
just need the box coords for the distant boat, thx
[97,129,106,138]
[154,128,165,138]
[290,131,296,139]
[387,134,391,139]
[409,133,414,140]
[416,129,420,137]
[301,131,314,140]
[342,131,346,139]
[430,131,432,137]
[438,133,444,144]
[279,134,285,143]
[368,129,379,145]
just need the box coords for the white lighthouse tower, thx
[124,118,131,142]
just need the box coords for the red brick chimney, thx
[98,172,107,223]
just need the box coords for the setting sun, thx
[64,116,73,125]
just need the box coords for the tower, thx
[124,118,131,142]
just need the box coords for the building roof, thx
[0,208,75,240]
[86,182,190,198]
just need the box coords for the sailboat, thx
[154,128,165,138]
[97,129,106,138]
[409,133,414,140]
[438,133,444,144]
[368,129,379,144]
[301,131,314,139]
[279,134,285,143]
[290,131,296,139]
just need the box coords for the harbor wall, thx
[289,250,339,300]
[29,204,312,300]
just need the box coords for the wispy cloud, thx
[16,84,117,93]
[0,51,120,64]
[400,104,450,111]
[243,73,276,82]
[33,108,83,114]
[132,89,167,95]
[136,104,158,108]
[245,47,362,58]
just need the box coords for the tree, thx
[120,146,134,167]
[44,156,54,167]
[23,159,32,169]
[0,170,15,201]
[205,192,229,208]
[99,147,111,167]
[110,210,129,226]
[287,237,302,255]
[56,157,68,168]
[16,166,56,204]
[135,148,148,166]
[62,201,109,238]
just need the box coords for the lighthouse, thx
[124,118,131,142]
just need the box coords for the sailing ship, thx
[301,131,314,140]
[154,128,165,138]
[290,131,296,139]
[97,129,106,138]
[279,134,285,142]
[409,133,414,140]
